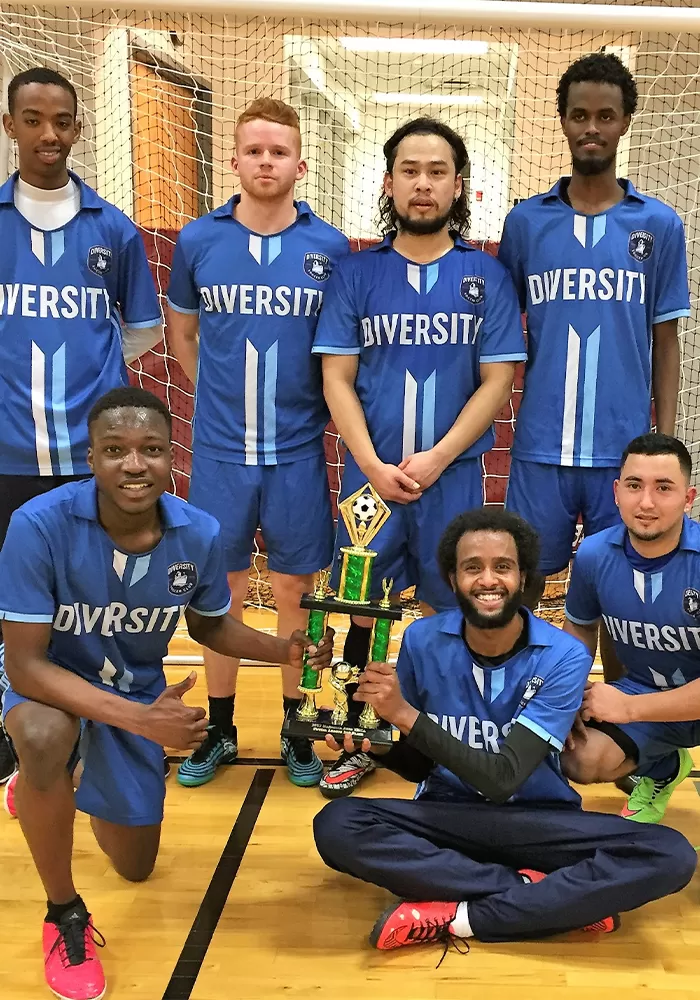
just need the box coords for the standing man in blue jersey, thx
[499,53,690,632]
[561,434,700,824]
[312,118,526,797]
[0,386,333,1000]
[313,509,696,953]
[167,99,349,788]
[0,67,162,783]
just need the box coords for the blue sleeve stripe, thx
[188,600,232,617]
[517,716,564,752]
[564,609,600,626]
[124,317,162,330]
[311,346,361,356]
[479,353,528,363]
[653,309,691,324]
[0,611,54,623]
[166,297,200,316]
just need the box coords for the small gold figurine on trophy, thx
[329,661,360,726]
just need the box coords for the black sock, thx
[45,895,86,925]
[283,695,301,717]
[208,695,235,737]
[343,620,372,669]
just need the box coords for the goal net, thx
[1,3,698,622]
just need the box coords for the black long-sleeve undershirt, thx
[373,716,552,804]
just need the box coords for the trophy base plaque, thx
[281,707,395,747]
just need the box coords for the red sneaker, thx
[43,908,106,1000]
[369,900,459,951]
[3,769,17,819]
[580,915,620,934]
[518,868,546,884]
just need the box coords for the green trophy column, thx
[370,617,392,663]
[297,607,327,722]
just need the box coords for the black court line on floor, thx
[167,754,284,767]
[162,767,275,1000]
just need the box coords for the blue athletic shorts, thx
[596,676,700,776]
[506,460,620,574]
[189,452,334,575]
[332,454,484,611]
[2,685,165,827]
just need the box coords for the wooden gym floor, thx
[2,610,700,999]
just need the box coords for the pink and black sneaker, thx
[43,905,106,1000]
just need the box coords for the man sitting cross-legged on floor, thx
[313,508,696,954]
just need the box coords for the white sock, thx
[448,901,474,938]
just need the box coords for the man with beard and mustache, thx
[313,507,696,953]
[498,54,690,630]
[561,434,700,825]
[312,119,526,797]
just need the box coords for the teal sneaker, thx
[177,725,238,787]
[621,747,693,824]
[281,736,323,787]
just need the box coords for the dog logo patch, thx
[628,230,654,262]
[168,561,198,596]
[304,252,332,281]
[460,275,485,304]
[683,588,700,618]
[87,245,113,276]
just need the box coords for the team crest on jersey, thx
[303,252,332,281]
[460,275,485,304]
[168,561,198,596]
[519,675,545,709]
[683,588,700,618]
[87,245,113,276]
[628,230,654,262]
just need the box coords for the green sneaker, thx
[621,748,693,824]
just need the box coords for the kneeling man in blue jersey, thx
[313,118,526,796]
[0,66,162,783]
[167,98,348,789]
[562,434,700,825]
[499,54,690,623]
[313,509,696,953]
[0,387,332,1000]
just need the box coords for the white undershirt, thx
[13,175,163,362]
[14,175,80,230]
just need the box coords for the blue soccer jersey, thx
[0,171,161,476]
[312,236,526,466]
[397,608,592,805]
[0,480,231,700]
[499,179,690,467]
[167,197,349,465]
[566,517,700,690]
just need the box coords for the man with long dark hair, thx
[312,119,526,797]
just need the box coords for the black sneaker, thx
[320,750,376,799]
[177,725,238,787]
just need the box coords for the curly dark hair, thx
[377,117,471,236]
[557,52,638,118]
[437,508,541,590]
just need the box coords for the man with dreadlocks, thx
[312,118,526,798]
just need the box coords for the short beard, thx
[571,151,616,177]
[628,524,664,543]
[394,206,452,236]
[456,589,524,631]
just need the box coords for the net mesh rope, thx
[1,5,698,623]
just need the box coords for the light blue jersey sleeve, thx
[497,210,527,311]
[118,227,162,328]
[565,540,603,626]
[516,641,592,751]
[653,214,691,324]
[312,260,362,355]
[0,512,56,623]
[188,526,233,617]
[166,232,200,315]
[395,626,421,709]
[479,259,527,364]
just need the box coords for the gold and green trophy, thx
[280,483,402,747]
